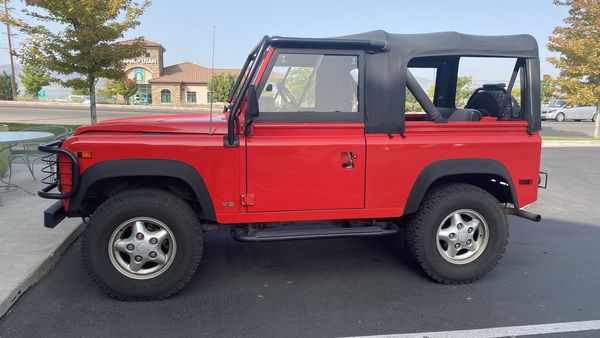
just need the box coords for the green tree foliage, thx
[97,82,117,100]
[285,67,315,107]
[19,63,51,97]
[208,73,237,102]
[548,0,600,136]
[0,72,13,100]
[455,75,474,107]
[98,78,135,102]
[15,0,150,124]
[405,89,424,113]
[541,74,559,103]
[407,75,473,113]
[115,78,137,101]
[72,87,90,96]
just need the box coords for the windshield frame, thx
[225,36,270,146]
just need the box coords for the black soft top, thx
[271,30,539,59]
[228,31,541,140]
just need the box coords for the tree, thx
[72,87,90,96]
[541,74,559,103]
[0,72,13,100]
[419,75,473,111]
[16,0,150,124]
[97,81,117,101]
[455,75,474,106]
[114,77,137,102]
[548,0,600,137]
[208,73,237,102]
[19,63,51,97]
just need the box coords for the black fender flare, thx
[404,158,517,214]
[67,159,216,221]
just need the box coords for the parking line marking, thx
[350,319,600,338]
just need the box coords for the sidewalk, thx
[542,139,600,147]
[0,164,83,318]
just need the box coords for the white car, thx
[542,102,598,122]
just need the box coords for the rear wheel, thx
[593,113,598,123]
[555,112,566,122]
[405,183,508,283]
[82,188,203,300]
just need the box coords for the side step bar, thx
[231,224,400,242]
[504,208,542,222]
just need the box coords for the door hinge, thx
[241,194,255,206]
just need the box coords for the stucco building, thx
[119,39,239,105]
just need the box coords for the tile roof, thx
[118,38,165,51]
[149,62,240,84]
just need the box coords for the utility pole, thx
[209,24,215,134]
[3,0,17,100]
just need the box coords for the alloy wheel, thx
[436,209,489,265]
[108,217,177,280]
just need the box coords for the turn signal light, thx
[76,151,93,158]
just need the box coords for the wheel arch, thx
[68,159,216,221]
[404,158,517,215]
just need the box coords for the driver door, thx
[245,50,365,213]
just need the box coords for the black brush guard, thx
[37,140,80,199]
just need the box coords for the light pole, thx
[3,0,17,100]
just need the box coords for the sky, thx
[1,0,569,80]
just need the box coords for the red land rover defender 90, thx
[39,31,544,300]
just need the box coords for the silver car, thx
[542,101,598,122]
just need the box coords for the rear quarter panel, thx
[365,120,541,212]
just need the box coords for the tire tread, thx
[81,188,203,301]
[405,183,508,284]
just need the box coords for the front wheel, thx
[555,112,566,122]
[82,188,204,300]
[405,183,508,283]
[593,113,598,123]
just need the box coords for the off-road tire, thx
[82,188,203,300]
[405,183,508,284]
[555,112,566,122]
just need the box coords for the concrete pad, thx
[542,140,600,147]
[0,163,84,318]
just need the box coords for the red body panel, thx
[366,120,540,212]
[245,123,365,212]
[60,116,541,225]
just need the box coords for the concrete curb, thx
[0,222,85,318]
[542,140,600,148]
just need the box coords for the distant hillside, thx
[0,64,104,99]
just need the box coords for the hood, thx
[74,113,229,135]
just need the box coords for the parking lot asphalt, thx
[1,147,600,337]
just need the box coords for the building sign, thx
[124,58,158,65]
[133,69,145,84]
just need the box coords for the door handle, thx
[341,152,357,169]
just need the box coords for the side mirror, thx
[265,83,273,92]
[246,85,259,119]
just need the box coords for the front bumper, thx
[44,201,67,228]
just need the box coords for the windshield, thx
[258,53,359,113]
[548,100,566,107]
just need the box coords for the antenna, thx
[209,25,216,135]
